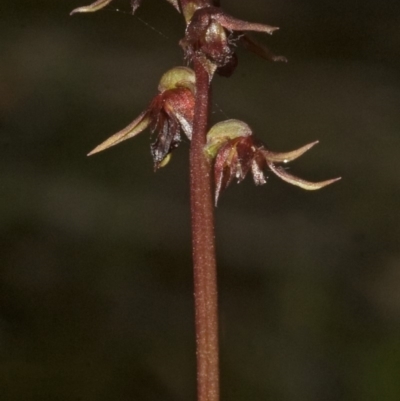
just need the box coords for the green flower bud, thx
[158,67,196,94]
[205,119,252,158]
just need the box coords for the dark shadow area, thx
[1,0,400,400]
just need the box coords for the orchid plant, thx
[71,1,340,400]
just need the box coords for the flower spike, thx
[88,67,196,170]
[205,119,341,205]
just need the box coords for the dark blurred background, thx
[1,0,400,400]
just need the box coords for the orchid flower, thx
[205,120,341,204]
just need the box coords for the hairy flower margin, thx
[204,120,341,205]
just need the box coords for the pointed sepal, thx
[261,141,319,163]
[70,0,113,15]
[212,10,279,35]
[87,112,150,156]
[266,163,342,190]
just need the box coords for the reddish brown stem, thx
[190,57,219,401]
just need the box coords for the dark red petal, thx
[235,137,256,181]
[163,88,195,139]
[214,142,237,205]
[151,112,183,170]
[185,8,213,44]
